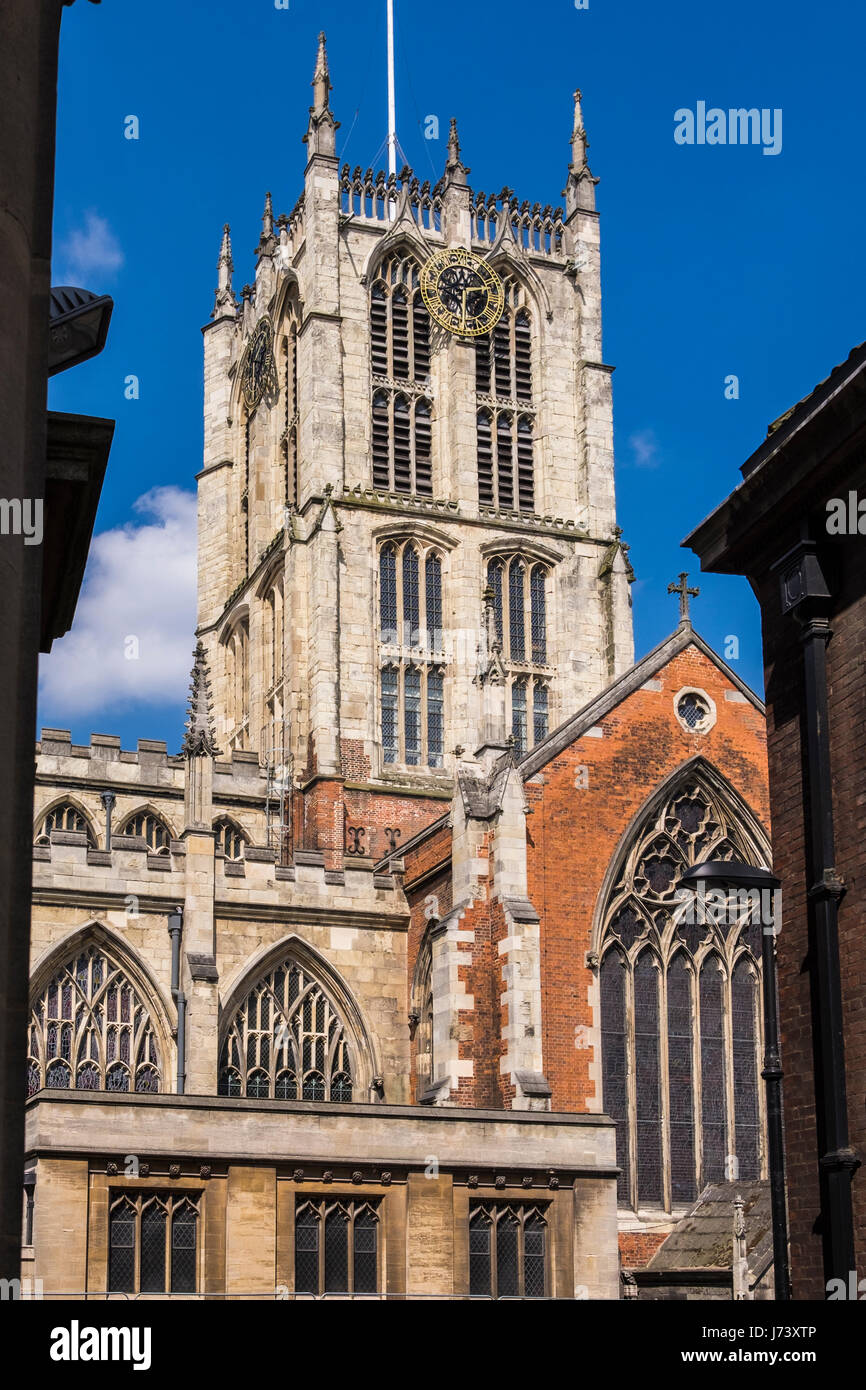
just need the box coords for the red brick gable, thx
[400,632,769,1119]
[524,638,770,1112]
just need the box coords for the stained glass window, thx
[28,945,162,1097]
[219,959,354,1102]
[598,773,768,1211]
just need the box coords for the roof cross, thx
[667,571,700,625]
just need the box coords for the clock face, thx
[420,248,505,338]
[241,320,277,411]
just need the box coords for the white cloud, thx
[56,211,124,283]
[39,487,198,717]
[629,428,660,469]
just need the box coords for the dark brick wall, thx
[758,522,866,1298]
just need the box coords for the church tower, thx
[197,36,633,863]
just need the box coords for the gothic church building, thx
[23,38,770,1299]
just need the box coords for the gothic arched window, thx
[475,278,535,512]
[378,539,446,768]
[35,802,96,847]
[214,817,248,861]
[370,255,433,497]
[219,957,355,1102]
[598,773,768,1213]
[486,556,550,755]
[118,811,171,855]
[28,943,162,1097]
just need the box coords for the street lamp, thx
[47,286,113,376]
[678,859,791,1302]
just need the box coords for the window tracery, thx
[486,555,549,754]
[379,539,445,768]
[219,958,354,1102]
[28,944,162,1097]
[598,774,766,1211]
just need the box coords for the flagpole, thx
[386,0,397,181]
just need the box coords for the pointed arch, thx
[218,934,381,1099]
[590,756,771,959]
[27,922,174,1098]
[34,795,98,847]
[116,805,175,854]
[213,815,250,861]
[595,757,769,1212]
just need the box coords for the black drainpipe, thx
[168,910,186,1096]
[100,790,115,850]
[777,537,860,1289]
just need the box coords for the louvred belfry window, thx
[219,958,354,1102]
[485,555,549,754]
[378,539,446,769]
[28,944,162,1097]
[598,773,768,1213]
[370,255,433,496]
[475,278,535,512]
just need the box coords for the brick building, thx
[23,36,770,1298]
[685,342,866,1298]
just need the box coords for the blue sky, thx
[43,0,866,750]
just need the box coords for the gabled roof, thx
[383,624,763,872]
[519,623,764,780]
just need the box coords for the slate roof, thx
[648,1180,773,1277]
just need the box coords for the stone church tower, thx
[197,34,633,865]
[21,35,771,1302]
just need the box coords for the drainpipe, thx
[100,790,115,850]
[168,909,186,1096]
[776,537,860,1289]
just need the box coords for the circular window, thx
[674,687,717,735]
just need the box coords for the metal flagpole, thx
[386,0,397,186]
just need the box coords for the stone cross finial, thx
[667,571,700,625]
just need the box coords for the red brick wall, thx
[398,640,769,1122]
[526,643,770,1113]
[619,1231,670,1268]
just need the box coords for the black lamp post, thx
[678,859,791,1302]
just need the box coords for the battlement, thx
[33,825,407,921]
[36,729,268,789]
